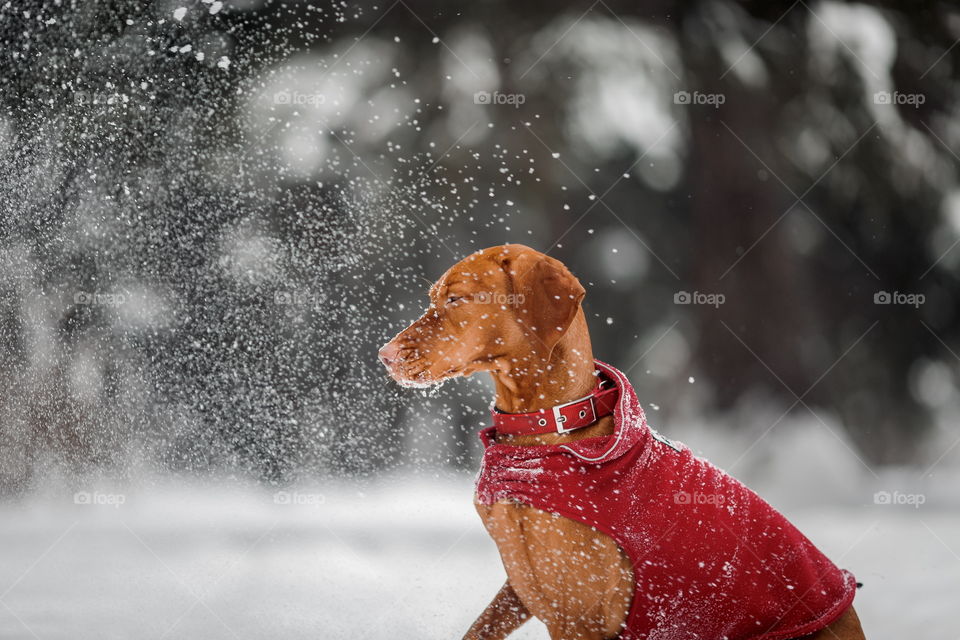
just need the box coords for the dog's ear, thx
[502,251,586,359]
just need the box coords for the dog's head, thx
[378,244,586,388]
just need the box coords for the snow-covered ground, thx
[0,468,957,640]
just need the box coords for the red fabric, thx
[476,360,856,640]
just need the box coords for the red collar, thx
[490,373,619,436]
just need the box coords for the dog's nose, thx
[378,340,401,365]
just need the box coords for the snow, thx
[0,474,956,639]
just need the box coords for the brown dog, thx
[379,244,865,640]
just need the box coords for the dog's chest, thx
[475,499,632,635]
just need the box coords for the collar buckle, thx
[553,394,596,434]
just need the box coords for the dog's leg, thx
[799,606,866,639]
[462,581,531,640]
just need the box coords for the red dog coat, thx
[476,360,857,640]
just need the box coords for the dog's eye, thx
[446,296,463,305]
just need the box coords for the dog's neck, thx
[489,311,614,445]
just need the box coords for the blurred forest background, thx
[1,0,959,492]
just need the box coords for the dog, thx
[379,244,866,640]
